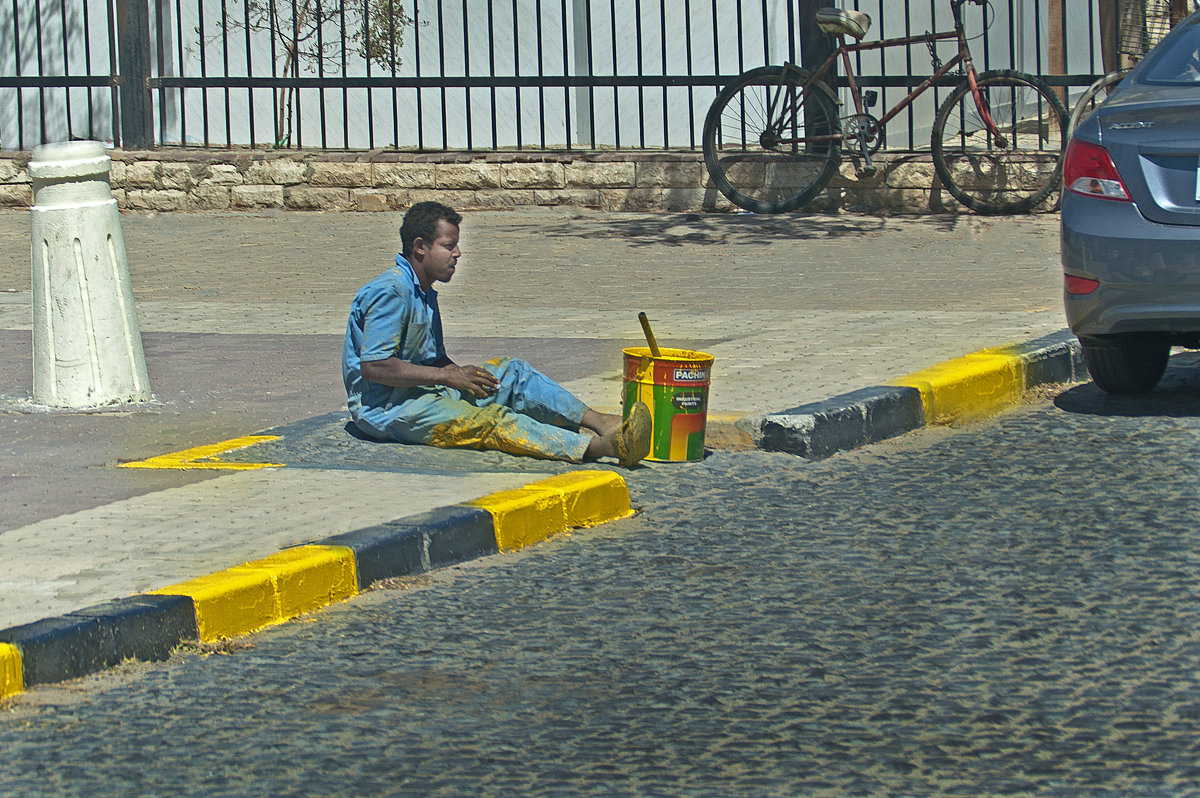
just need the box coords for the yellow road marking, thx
[119,435,285,470]
[0,643,22,699]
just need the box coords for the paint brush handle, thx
[638,312,662,358]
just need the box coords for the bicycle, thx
[701,0,1068,215]
[1067,69,1129,135]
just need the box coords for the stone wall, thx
[0,149,968,215]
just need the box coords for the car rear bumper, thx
[1061,194,1200,337]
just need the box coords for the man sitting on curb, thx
[343,201,652,467]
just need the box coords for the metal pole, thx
[798,0,833,77]
[1099,0,1119,73]
[1049,0,1066,102]
[115,0,153,148]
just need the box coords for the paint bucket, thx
[622,346,714,462]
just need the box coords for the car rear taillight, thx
[1063,138,1131,201]
[1064,274,1100,295]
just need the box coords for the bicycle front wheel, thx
[931,69,1067,215]
[702,65,841,214]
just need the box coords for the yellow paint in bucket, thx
[622,346,714,462]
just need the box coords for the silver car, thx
[1062,12,1200,394]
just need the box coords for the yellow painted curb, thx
[120,435,286,470]
[468,471,632,553]
[529,471,633,528]
[151,545,357,641]
[0,643,22,699]
[890,348,1025,426]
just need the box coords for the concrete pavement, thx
[0,207,1078,694]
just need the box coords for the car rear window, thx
[1140,18,1200,84]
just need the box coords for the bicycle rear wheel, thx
[1068,69,1129,134]
[702,65,841,214]
[931,69,1067,214]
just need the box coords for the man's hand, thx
[443,364,500,398]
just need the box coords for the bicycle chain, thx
[926,35,942,72]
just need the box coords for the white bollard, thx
[30,140,150,407]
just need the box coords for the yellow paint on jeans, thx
[120,435,285,470]
[429,404,580,461]
[0,643,22,699]
[468,471,632,552]
[890,347,1025,425]
[429,405,521,450]
[151,545,356,641]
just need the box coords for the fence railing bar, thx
[509,0,519,149]
[87,0,102,142]
[611,0,620,150]
[34,0,47,146]
[659,1,668,148]
[293,0,305,148]
[683,0,695,150]
[413,0,424,151]
[150,72,1076,90]
[243,0,255,146]
[437,0,448,150]
[758,0,768,65]
[58,0,72,141]
[559,0,571,150]
[154,0,166,145]
[461,0,472,150]
[488,0,498,150]
[222,0,233,146]
[267,0,278,146]
[535,0,547,148]
[635,0,645,149]
[11,0,22,149]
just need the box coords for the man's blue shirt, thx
[343,254,447,418]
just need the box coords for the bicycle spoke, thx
[932,70,1067,214]
[703,67,841,213]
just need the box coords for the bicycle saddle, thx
[815,8,871,40]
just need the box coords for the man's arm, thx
[361,357,499,398]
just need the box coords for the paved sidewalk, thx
[0,208,1068,639]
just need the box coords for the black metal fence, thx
[0,1,1124,152]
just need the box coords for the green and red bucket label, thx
[622,347,714,462]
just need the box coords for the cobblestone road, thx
[3,359,1200,795]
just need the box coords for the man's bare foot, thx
[582,403,651,466]
[581,408,622,438]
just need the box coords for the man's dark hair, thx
[400,201,462,256]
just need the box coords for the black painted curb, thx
[0,505,503,692]
[758,385,925,460]
[320,505,498,590]
[753,329,1085,461]
[0,595,196,687]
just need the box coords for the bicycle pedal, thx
[864,90,878,108]
[861,163,878,176]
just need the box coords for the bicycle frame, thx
[778,3,1001,151]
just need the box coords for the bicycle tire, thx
[702,65,841,214]
[1068,69,1128,134]
[931,69,1068,215]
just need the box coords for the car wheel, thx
[1080,335,1170,394]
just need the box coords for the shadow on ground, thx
[1055,351,1200,419]
[528,211,968,247]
